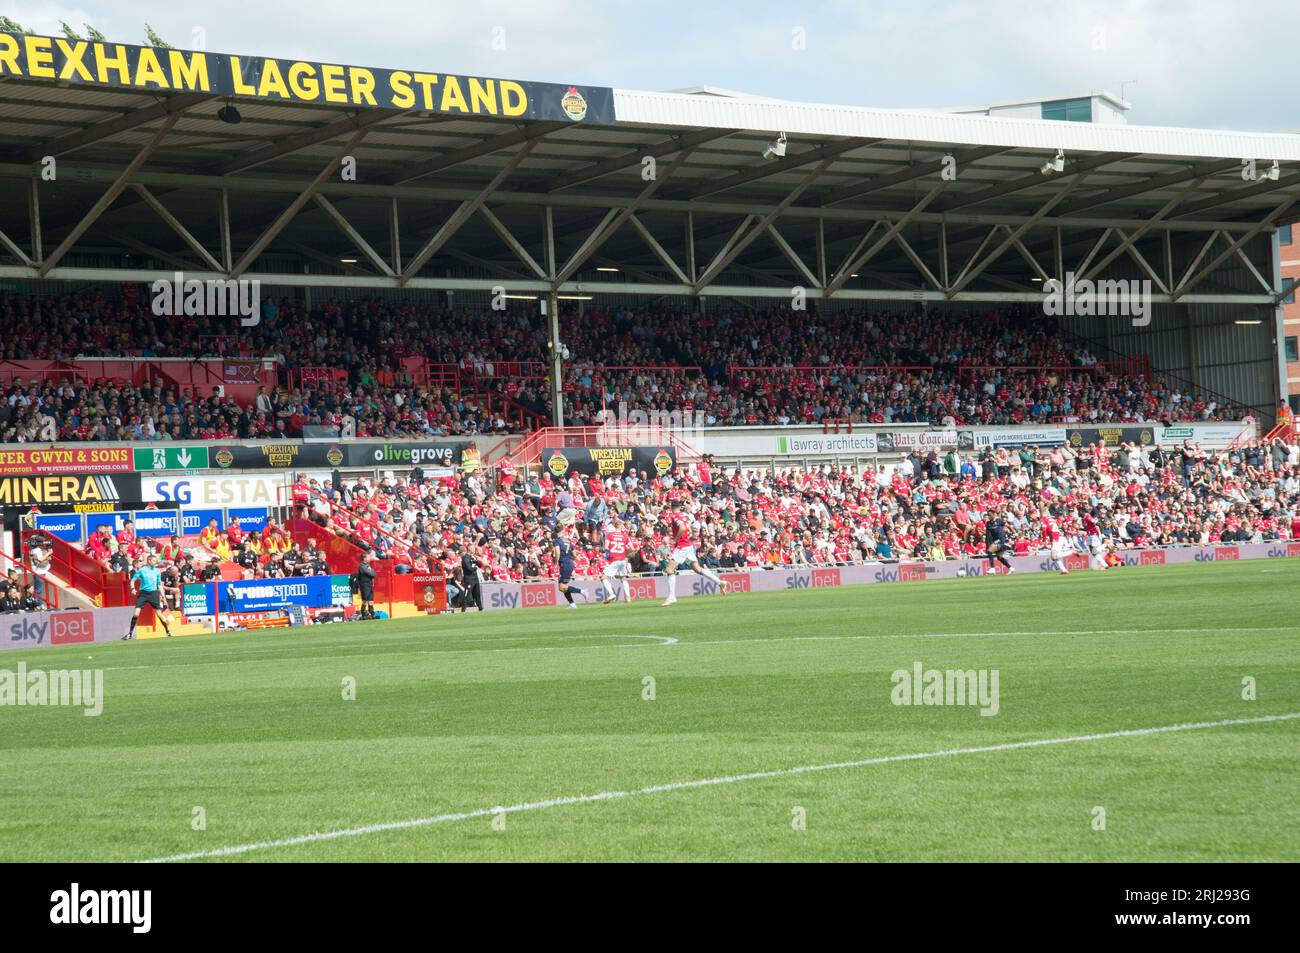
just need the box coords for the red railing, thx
[196,335,257,357]
[400,359,460,390]
[728,365,936,387]
[1260,420,1291,443]
[289,366,349,389]
[565,365,704,391]
[19,529,131,607]
[1121,354,1153,383]
[424,362,461,389]
[506,425,703,467]
[0,550,66,610]
[476,387,548,431]
[278,485,367,573]
[957,364,1104,380]
[461,360,545,380]
[397,355,545,430]
[483,435,524,467]
[282,485,439,617]
[567,364,704,375]
[0,362,92,387]
[286,517,369,574]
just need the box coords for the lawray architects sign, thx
[689,430,878,458]
[775,433,879,455]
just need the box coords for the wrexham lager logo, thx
[561,86,588,121]
[547,450,570,478]
[214,447,235,468]
[326,446,344,467]
[652,449,673,475]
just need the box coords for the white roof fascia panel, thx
[612,89,1300,161]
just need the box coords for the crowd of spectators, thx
[288,435,1300,587]
[0,291,1248,444]
[57,514,338,611]
[0,376,515,445]
[0,568,45,613]
[17,431,1298,615]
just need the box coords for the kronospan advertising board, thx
[182,575,352,615]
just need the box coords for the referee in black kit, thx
[354,551,377,620]
[458,548,483,612]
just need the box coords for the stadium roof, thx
[939,90,1132,115]
[1,31,1299,306]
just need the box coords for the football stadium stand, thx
[1,29,1299,625]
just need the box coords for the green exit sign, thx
[134,446,210,471]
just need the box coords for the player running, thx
[552,530,587,608]
[601,517,633,604]
[662,513,728,606]
[983,510,1015,575]
[1081,508,1107,571]
[123,553,173,640]
[1043,513,1072,575]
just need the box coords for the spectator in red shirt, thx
[226,517,246,550]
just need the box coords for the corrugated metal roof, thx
[613,89,1300,161]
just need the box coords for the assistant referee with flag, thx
[124,554,173,640]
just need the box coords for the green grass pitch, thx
[2,560,1297,862]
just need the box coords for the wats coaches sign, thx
[0,32,615,123]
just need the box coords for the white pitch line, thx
[137,711,1300,863]
[93,624,1295,672]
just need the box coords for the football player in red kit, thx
[601,517,633,604]
[1081,508,1106,570]
[662,512,727,606]
[1043,513,1072,575]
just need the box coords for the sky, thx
[3,0,1296,131]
